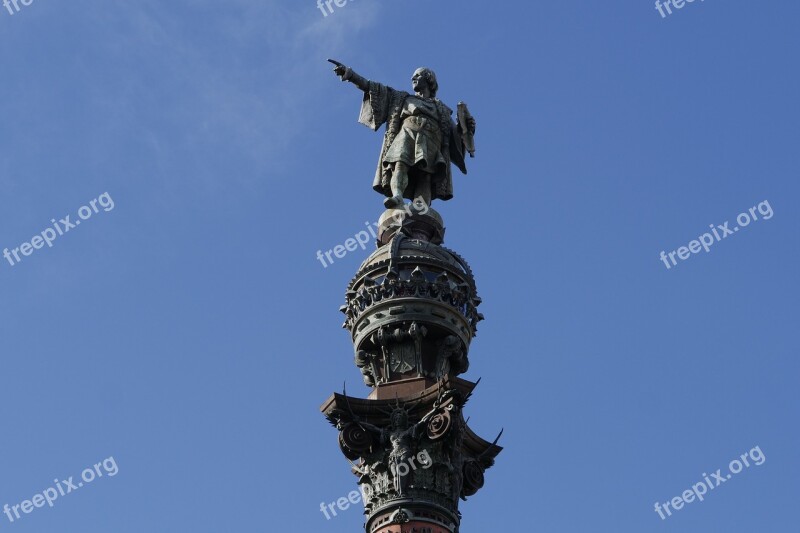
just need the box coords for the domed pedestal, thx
[322,204,501,533]
[377,204,445,246]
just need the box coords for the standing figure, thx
[386,408,423,496]
[356,407,429,497]
[329,60,476,209]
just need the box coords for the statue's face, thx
[391,409,408,428]
[411,69,428,93]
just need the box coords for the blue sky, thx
[0,0,797,531]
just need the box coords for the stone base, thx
[367,376,437,401]
[377,204,445,246]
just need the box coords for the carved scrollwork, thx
[461,460,485,497]
[426,409,452,441]
[339,422,374,460]
[390,509,411,524]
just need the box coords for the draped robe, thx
[357,81,468,202]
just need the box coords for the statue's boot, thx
[384,195,404,208]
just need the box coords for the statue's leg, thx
[385,162,408,208]
[413,174,432,208]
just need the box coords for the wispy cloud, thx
[92,0,382,192]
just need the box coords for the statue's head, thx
[412,68,438,98]
[390,408,409,429]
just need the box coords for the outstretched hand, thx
[327,58,348,79]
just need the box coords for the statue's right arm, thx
[344,70,370,92]
[329,59,369,92]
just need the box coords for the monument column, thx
[320,60,502,533]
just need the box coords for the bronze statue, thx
[329,60,477,209]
